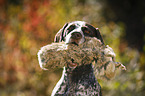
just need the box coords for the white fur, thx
[51,67,66,96]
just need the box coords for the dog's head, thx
[54,21,104,45]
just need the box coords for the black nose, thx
[71,32,82,39]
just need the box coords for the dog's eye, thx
[68,25,76,31]
[82,27,91,34]
[84,30,90,34]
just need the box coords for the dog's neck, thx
[66,64,95,84]
[51,64,102,96]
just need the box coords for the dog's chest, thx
[56,64,101,96]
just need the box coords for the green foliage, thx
[0,0,144,96]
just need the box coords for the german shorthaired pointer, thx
[51,21,104,96]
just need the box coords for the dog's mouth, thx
[66,42,79,46]
[71,42,79,46]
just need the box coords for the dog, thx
[51,21,104,96]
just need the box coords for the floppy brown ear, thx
[54,23,68,42]
[86,24,104,44]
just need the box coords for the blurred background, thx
[0,0,145,96]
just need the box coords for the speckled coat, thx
[51,64,102,96]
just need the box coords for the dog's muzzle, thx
[71,32,82,39]
[65,31,85,45]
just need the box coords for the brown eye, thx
[82,27,91,34]
[84,30,90,34]
[68,25,76,31]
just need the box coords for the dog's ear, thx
[86,24,104,44]
[54,23,68,42]
[95,28,104,44]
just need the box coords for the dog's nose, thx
[71,32,82,39]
